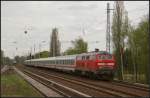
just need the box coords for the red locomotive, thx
[75,51,116,79]
[24,50,116,80]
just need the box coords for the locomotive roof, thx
[77,51,111,56]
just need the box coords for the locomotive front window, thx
[86,56,90,60]
[99,55,112,60]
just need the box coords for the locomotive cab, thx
[96,51,116,80]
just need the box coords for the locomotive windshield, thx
[98,51,110,55]
[98,51,112,60]
[99,55,112,60]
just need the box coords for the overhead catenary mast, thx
[106,3,114,53]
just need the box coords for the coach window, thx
[64,60,66,64]
[69,60,71,64]
[92,55,96,60]
[59,60,61,64]
[62,60,64,64]
[78,56,82,60]
[61,60,62,64]
[43,61,45,64]
[70,60,72,64]
[69,60,71,65]
[86,56,90,60]
[79,56,82,60]
[77,56,80,60]
[82,56,85,60]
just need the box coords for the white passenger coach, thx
[24,55,77,71]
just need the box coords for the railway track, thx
[22,69,91,97]
[112,79,149,91]
[21,68,119,97]
[17,65,149,97]
[1,65,10,74]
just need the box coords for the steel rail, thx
[23,69,91,97]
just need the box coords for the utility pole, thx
[39,44,41,58]
[148,22,150,84]
[30,47,32,59]
[106,3,114,53]
[34,44,35,59]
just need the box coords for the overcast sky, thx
[1,1,149,59]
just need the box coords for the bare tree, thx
[112,1,130,80]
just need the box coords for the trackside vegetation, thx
[1,70,43,97]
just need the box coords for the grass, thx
[1,69,44,97]
[114,72,147,84]
[123,74,146,83]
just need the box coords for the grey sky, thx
[1,1,149,59]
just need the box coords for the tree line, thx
[111,1,149,84]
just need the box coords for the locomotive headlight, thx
[98,63,114,66]
[98,63,105,65]
[107,63,114,65]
